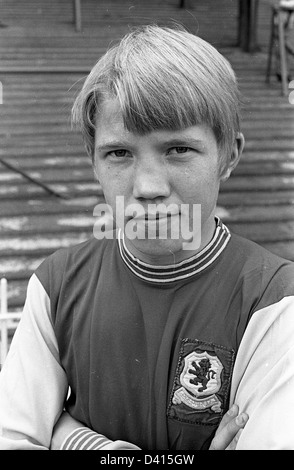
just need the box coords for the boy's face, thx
[94,99,226,264]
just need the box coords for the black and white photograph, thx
[0,0,293,453]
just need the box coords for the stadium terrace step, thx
[218,190,294,206]
[0,182,100,200]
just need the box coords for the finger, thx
[216,404,239,434]
[209,412,249,450]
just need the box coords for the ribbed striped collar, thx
[117,217,231,284]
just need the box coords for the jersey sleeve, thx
[51,409,141,450]
[60,427,141,450]
[0,274,68,449]
[229,295,294,450]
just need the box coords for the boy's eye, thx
[168,146,190,154]
[113,149,127,157]
[108,149,129,158]
[175,147,189,153]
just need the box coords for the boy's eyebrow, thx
[96,137,206,152]
[158,137,206,147]
[95,140,132,151]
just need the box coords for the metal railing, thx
[0,279,21,365]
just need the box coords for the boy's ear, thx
[220,133,245,182]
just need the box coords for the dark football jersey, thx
[35,218,294,450]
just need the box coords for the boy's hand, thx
[209,404,248,450]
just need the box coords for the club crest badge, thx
[172,350,223,413]
[168,339,235,425]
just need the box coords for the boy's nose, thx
[132,162,170,201]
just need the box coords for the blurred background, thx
[0,0,293,322]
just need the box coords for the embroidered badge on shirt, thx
[172,351,223,412]
[167,339,235,426]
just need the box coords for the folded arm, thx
[51,411,141,450]
[51,405,248,450]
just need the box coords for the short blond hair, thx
[72,24,241,171]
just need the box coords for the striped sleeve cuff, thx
[60,427,113,450]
